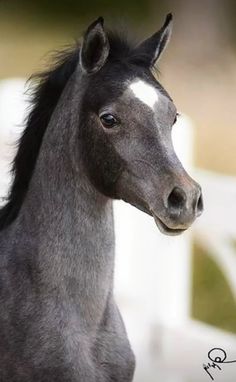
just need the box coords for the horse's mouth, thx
[153,215,187,236]
[128,200,187,236]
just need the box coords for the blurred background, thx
[0,1,236,381]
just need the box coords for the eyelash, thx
[174,112,180,125]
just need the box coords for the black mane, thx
[0,45,80,230]
[0,31,150,230]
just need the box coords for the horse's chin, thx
[153,215,187,236]
[124,199,187,236]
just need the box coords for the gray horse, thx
[0,14,203,381]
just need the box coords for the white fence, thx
[1,79,236,382]
[0,79,28,203]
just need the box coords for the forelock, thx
[106,30,157,69]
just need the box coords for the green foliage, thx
[0,0,156,26]
[224,0,236,48]
[233,239,236,252]
[192,241,236,334]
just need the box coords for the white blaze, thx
[129,79,158,109]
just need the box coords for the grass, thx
[192,241,236,334]
[232,239,236,252]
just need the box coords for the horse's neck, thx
[15,75,115,309]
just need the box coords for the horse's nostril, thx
[196,193,204,216]
[167,187,186,212]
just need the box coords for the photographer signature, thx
[203,348,236,380]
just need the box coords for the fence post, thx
[0,78,27,202]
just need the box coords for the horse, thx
[0,14,203,381]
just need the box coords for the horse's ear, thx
[134,13,173,67]
[80,17,110,74]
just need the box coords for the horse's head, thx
[77,15,203,235]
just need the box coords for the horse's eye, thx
[100,114,118,128]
